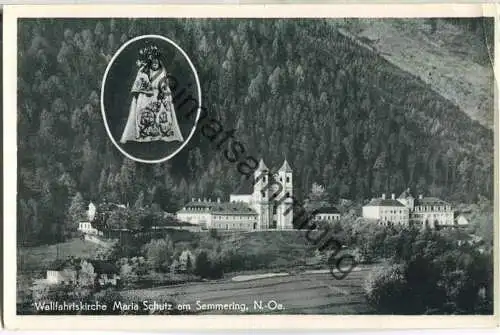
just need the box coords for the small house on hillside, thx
[313,206,341,222]
[89,260,120,286]
[46,259,78,285]
[78,221,102,236]
[44,258,119,288]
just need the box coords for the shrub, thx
[142,237,174,272]
[195,250,224,279]
[364,263,409,313]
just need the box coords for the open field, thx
[17,238,114,271]
[120,266,376,314]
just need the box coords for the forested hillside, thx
[339,18,495,129]
[17,18,493,245]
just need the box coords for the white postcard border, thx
[3,3,499,331]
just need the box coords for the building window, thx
[286,177,290,183]
[261,191,265,198]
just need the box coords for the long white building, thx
[362,189,455,228]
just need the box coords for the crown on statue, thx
[137,43,161,67]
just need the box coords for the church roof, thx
[279,159,293,173]
[257,158,268,171]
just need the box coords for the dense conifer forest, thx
[17,18,493,245]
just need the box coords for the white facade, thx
[363,191,454,228]
[97,273,120,286]
[176,201,259,230]
[211,213,258,230]
[78,221,101,235]
[379,206,409,225]
[313,207,341,222]
[176,210,212,228]
[362,205,380,220]
[362,204,409,225]
[46,269,77,285]
[411,202,454,227]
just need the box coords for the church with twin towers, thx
[176,159,294,230]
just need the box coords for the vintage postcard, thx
[3,3,499,331]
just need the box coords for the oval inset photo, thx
[101,35,201,163]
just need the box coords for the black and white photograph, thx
[3,4,498,331]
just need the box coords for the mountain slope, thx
[338,18,494,129]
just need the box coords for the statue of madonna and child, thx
[120,43,184,144]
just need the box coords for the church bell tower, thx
[253,159,271,230]
[277,159,293,230]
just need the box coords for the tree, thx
[119,159,136,204]
[143,238,174,272]
[134,191,145,210]
[308,182,330,205]
[67,192,86,235]
[78,260,97,287]
[179,249,195,273]
[186,254,193,273]
[106,207,138,231]
[194,250,212,278]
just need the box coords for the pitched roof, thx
[315,206,340,214]
[213,209,257,215]
[365,198,406,207]
[414,197,450,206]
[89,260,119,274]
[178,201,257,215]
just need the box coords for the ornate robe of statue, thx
[120,66,184,143]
